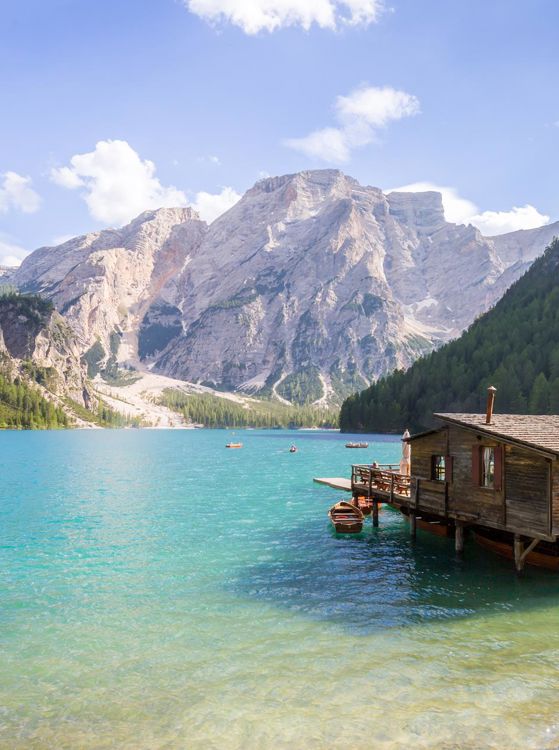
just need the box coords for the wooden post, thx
[410,477,418,539]
[390,473,394,505]
[455,522,464,554]
[372,499,379,527]
[514,534,524,573]
[409,511,416,538]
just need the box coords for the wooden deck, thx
[350,464,411,503]
[313,477,352,492]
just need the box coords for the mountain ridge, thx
[12,169,559,405]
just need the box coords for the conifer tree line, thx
[0,369,68,429]
[161,390,339,428]
[340,238,559,433]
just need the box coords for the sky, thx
[1,0,559,265]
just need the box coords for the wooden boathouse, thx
[319,388,559,571]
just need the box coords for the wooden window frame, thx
[472,444,503,491]
[431,455,446,482]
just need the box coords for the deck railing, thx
[351,464,411,498]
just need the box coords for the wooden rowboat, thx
[473,530,559,571]
[328,501,364,533]
[345,442,369,448]
[226,442,243,449]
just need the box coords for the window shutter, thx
[471,446,480,485]
[445,455,453,483]
[494,446,503,491]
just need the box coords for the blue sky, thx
[1,0,558,264]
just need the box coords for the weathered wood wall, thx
[410,424,552,537]
[505,447,550,535]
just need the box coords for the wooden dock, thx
[313,477,352,492]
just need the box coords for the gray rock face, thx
[0,295,93,408]
[13,170,559,404]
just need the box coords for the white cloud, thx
[0,172,41,214]
[388,181,550,236]
[285,85,419,163]
[50,140,239,226]
[197,154,222,166]
[50,139,189,225]
[0,235,29,267]
[191,186,241,223]
[185,0,383,34]
[470,205,550,236]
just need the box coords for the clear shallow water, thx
[2,430,559,749]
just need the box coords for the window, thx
[481,447,495,488]
[431,455,446,481]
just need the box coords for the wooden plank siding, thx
[446,425,504,526]
[504,448,550,535]
[410,423,554,539]
[552,468,559,536]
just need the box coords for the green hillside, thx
[160,389,339,429]
[340,237,559,433]
[0,363,69,429]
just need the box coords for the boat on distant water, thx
[289,445,297,453]
[226,442,243,449]
[328,501,364,533]
[345,442,369,449]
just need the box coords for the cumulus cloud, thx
[50,139,189,225]
[389,181,550,236]
[0,172,41,214]
[0,235,29,267]
[285,85,420,163]
[51,139,240,227]
[191,186,241,222]
[185,0,383,34]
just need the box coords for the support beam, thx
[409,512,416,539]
[513,534,524,573]
[455,522,464,554]
[372,499,379,527]
[514,536,540,572]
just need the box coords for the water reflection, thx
[231,507,559,633]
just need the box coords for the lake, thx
[1,429,559,749]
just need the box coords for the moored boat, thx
[345,442,369,448]
[328,501,364,533]
[353,495,375,516]
[226,442,243,449]
[473,529,559,571]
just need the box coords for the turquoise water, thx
[2,430,559,749]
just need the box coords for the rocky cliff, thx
[0,293,94,410]
[13,170,559,404]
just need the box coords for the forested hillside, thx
[0,363,69,429]
[340,237,559,433]
[160,390,339,429]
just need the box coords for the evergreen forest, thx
[340,237,559,433]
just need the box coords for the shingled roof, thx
[434,413,559,456]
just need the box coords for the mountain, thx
[340,237,559,432]
[13,170,559,404]
[0,292,95,426]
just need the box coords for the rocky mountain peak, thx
[11,169,559,406]
[386,190,446,234]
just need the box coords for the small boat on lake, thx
[328,501,364,533]
[226,442,243,449]
[345,442,369,449]
[289,444,297,453]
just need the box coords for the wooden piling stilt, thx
[455,522,464,554]
[514,534,524,573]
[409,512,416,538]
[372,499,379,527]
